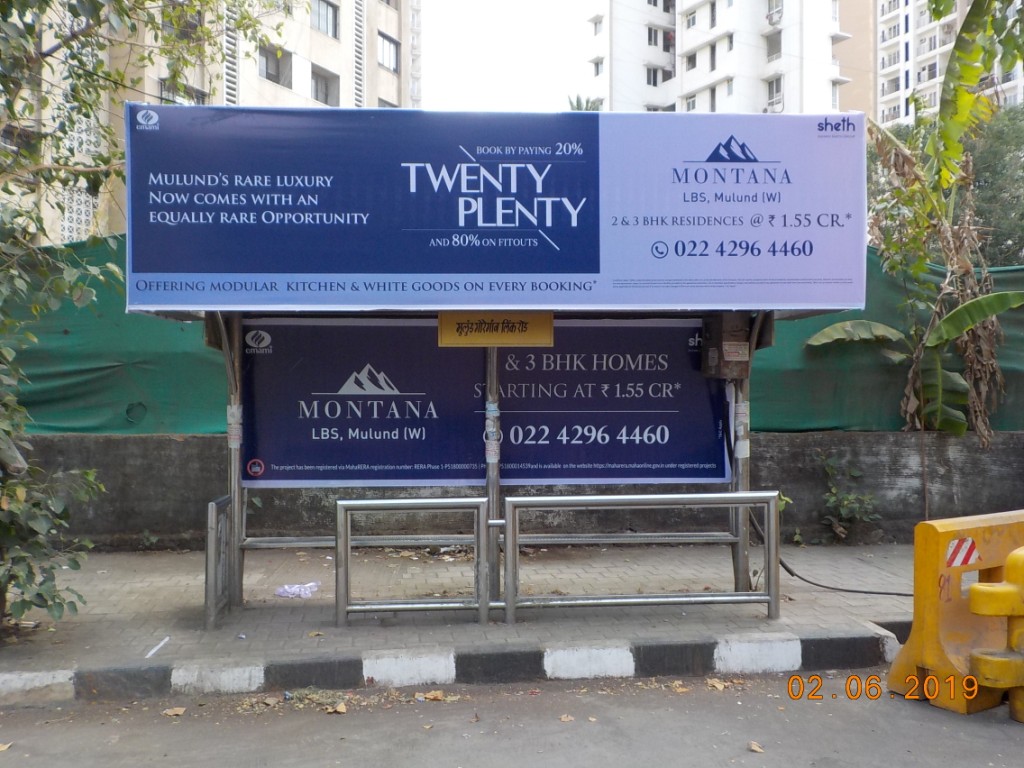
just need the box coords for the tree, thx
[567,95,602,111]
[811,0,1024,450]
[965,104,1024,266]
[0,0,278,624]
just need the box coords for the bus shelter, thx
[125,105,867,627]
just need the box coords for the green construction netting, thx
[18,238,226,434]
[13,240,1024,434]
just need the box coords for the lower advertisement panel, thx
[241,318,730,487]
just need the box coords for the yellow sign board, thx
[438,312,554,347]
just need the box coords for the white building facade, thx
[877,0,1023,126]
[8,0,422,244]
[583,0,855,114]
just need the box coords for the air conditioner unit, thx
[765,98,784,113]
[767,9,782,26]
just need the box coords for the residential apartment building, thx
[582,0,863,114]
[877,0,1023,126]
[5,0,421,245]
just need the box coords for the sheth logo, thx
[244,330,273,354]
[135,110,160,130]
[817,116,858,134]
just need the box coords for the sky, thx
[419,0,591,112]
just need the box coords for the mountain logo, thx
[314,364,424,396]
[704,136,759,162]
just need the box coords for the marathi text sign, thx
[240,319,728,487]
[127,106,866,312]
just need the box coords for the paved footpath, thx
[0,543,914,705]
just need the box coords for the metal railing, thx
[335,498,489,626]
[502,491,781,623]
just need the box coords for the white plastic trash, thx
[275,581,321,599]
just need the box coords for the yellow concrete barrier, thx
[969,545,1024,722]
[888,510,1024,714]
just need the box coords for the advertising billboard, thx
[241,319,729,487]
[127,106,866,312]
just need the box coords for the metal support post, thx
[730,378,751,592]
[485,347,501,605]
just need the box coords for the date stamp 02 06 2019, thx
[786,674,981,702]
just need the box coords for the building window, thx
[686,94,697,111]
[686,53,697,70]
[832,82,840,110]
[767,75,783,111]
[311,0,339,38]
[728,33,734,51]
[60,185,99,244]
[709,42,717,71]
[593,58,604,76]
[646,66,659,86]
[727,78,734,95]
[159,79,208,104]
[162,1,202,40]
[709,85,716,112]
[259,47,292,88]
[378,33,400,72]
[710,1,717,27]
[311,67,338,105]
[381,0,398,7]
[593,17,603,35]
[766,31,781,62]
[685,11,696,28]
[648,26,659,46]
[648,0,657,5]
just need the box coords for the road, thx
[1,668,1021,767]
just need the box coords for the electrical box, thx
[701,312,774,379]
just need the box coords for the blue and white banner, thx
[241,319,728,487]
[127,106,866,312]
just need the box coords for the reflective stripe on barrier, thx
[887,510,1024,714]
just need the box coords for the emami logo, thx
[135,109,160,131]
[244,330,272,354]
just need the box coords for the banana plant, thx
[806,320,970,436]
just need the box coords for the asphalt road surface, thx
[1,667,1021,767]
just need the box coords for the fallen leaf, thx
[706,678,728,692]
[588,717,597,722]
[527,689,541,696]
[161,707,186,717]
[559,714,574,722]
[423,724,433,730]
[748,741,765,753]
[423,690,445,701]
[670,681,691,694]
[0,743,11,751]
[308,631,324,638]
[470,713,480,723]
[327,702,347,714]
[263,696,282,707]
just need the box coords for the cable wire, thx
[748,509,914,598]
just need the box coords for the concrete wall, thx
[29,431,1024,548]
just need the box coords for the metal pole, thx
[485,347,501,607]
[730,377,751,592]
[217,312,246,608]
[504,501,518,624]
[336,502,350,627]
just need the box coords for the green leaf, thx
[926,291,1024,346]
[805,321,907,346]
